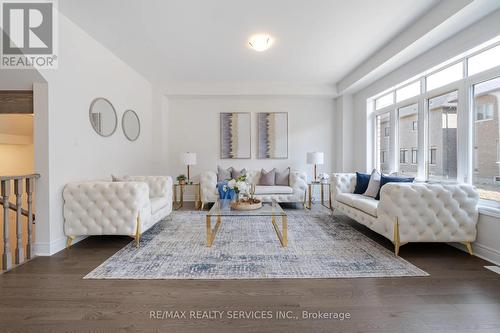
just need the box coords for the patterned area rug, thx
[84,209,428,279]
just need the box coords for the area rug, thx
[84,210,428,279]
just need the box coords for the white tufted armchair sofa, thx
[331,173,479,255]
[63,176,172,247]
[200,170,307,208]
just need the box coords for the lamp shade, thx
[307,152,324,165]
[182,152,197,165]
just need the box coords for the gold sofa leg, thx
[66,236,75,249]
[462,242,473,255]
[200,201,205,211]
[393,219,400,256]
[135,216,141,248]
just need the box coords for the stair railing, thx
[1,174,40,270]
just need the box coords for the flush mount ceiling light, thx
[248,34,273,52]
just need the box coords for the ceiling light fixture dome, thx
[248,34,273,52]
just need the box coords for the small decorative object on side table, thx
[307,181,332,210]
[176,174,187,185]
[173,180,201,210]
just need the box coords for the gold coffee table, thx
[205,199,288,247]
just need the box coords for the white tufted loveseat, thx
[200,170,307,208]
[331,173,479,255]
[63,176,172,247]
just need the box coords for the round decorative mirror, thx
[89,98,117,137]
[122,109,140,141]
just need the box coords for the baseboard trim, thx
[451,242,500,266]
[34,235,88,256]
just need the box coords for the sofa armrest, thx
[63,181,151,237]
[290,170,307,201]
[331,173,356,201]
[378,183,479,243]
[123,175,172,199]
[200,170,218,203]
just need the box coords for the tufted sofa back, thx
[123,176,172,198]
[331,173,356,200]
[63,181,151,236]
[378,183,479,242]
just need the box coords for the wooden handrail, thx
[0,197,35,222]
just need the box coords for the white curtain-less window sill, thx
[478,199,500,219]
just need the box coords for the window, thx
[369,36,500,202]
[375,92,394,110]
[376,112,391,173]
[412,148,418,164]
[427,91,458,180]
[398,104,418,176]
[468,44,500,76]
[426,62,463,91]
[400,149,408,164]
[380,150,387,164]
[429,147,437,165]
[473,77,500,202]
[396,81,420,102]
[475,103,494,121]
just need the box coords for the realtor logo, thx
[1,0,58,68]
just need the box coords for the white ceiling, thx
[59,0,438,95]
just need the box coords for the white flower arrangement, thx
[224,175,251,198]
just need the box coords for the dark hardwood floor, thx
[1,204,499,333]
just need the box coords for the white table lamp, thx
[307,152,324,181]
[182,152,197,183]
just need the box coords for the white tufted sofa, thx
[63,176,172,247]
[331,173,479,255]
[200,170,307,208]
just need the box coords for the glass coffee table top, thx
[205,199,288,247]
[207,199,286,217]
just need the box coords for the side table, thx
[307,182,332,210]
[173,183,201,210]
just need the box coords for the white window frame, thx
[411,148,418,165]
[369,39,500,210]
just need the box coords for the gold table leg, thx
[173,184,185,210]
[179,185,184,209]
[328,184,332,210]
[308,184,312,209]
[320,184,324,206]
[206,215,221,247]
[196,184,201,210]
[271,215,288,247]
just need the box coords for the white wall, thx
[0,144,34,175]
[34,14,157,255]
[334,94,354,172]
[337,9,500,265]
[165,96,335,188]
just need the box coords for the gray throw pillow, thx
[363,169,381,198]
[231,168,247,179]
[258,168,276,185]
[275,167,290,186]
[217,166,232,182]
[111,174,125,182]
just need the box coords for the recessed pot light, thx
[248,34,273,52]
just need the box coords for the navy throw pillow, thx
[353,172,371,194]
[375,175,414,200]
